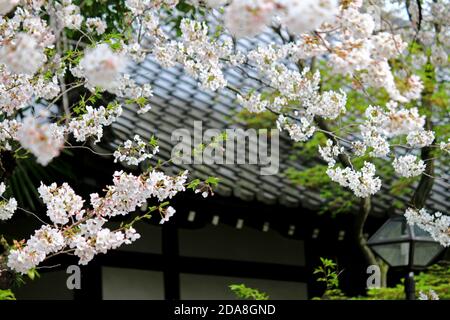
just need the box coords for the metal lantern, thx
[368,215,445,299]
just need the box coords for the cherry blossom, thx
[393,155,426,178]
[0,0,19,15]
[78,44,128,92]
[223,0,275,38]
[0,0,449,279]
[16,117,65,166]
[68,104,123,142]
[160,206,176,224]
[55,0,84,30]
[7,168,188,273]
[318,139,344,167]
[277,0,339,35]
[113,135,159,166]
[0,182,17,221]
[38,182,85,225]
[85,17,107,36]
[407,130,435,148]
[237,92,269,113]
[0,33,46,75]
[326,162,382,198]
[405,208,450,247]
[419,290,440,300]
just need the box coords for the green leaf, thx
[205,176,219,186]
[0,290,16,300]
[229,284,269,300]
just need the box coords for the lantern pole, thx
[404,271,415,300]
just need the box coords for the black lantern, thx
[367,215,445,300]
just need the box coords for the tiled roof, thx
[104,34,449,216]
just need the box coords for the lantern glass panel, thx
[371,242,410,267]
[412,225,435,239]
[413,242,444,267]
[370,219,410,243]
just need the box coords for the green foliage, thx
[229,284,269,300]
[186,179,201,191]
[232,109,277,130]
[365,264,450,300]
[0,289,15,301]
[74,0,131,36]
[26,268,40,281]
[284,165,330,188]
[318,263,450,300]
[288,132,327,161]
[149,135,158,148]
[72,90,103,116]
[205,176,219,187]
[313,257,341,291]
[284,166,355,216]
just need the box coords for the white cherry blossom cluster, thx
[276,115,316,142]
[338,3,374,39]
[317,137,383,199]
[113,135,159,166]
[402,75,424,101]
[1,0,449,279]
[328,40,372,75]
[321,3,418,103]
[326,162,382,198]
[357,102,427,158]
[124,0,179,15]
[68,104,123,143]
[7,225,65,274]
[7,168,189,273]
[160,206,176,224]
[370,32,407,60]
[0,68,60,116]
[419,290,440,300]
[153,19,233,91]
[375,102,426,137]
[247,47,321,104]
[405,208,450,247]
[309,90,347,120]
[359,125,390,157]
[392,155,426,178]
[77,43,128,92]
[318,139,344,167]
[0,69,34,116]
[0,0,19,15]
[38,182,85,225]
[289,35,329,60]
[0,119,21,150]
[90,170,188,217]
[111,75,153,114]
[55,0,84,30]
[440,139,450,154]
[17,117,65,166]
[223,0,275,38]
[236,92,269,113]
[85,17,107,36]
[0,182,17,221]
[0,32,46,75]
[223,0,339,38]
[243,44,349,125]
[407,130,435,148]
